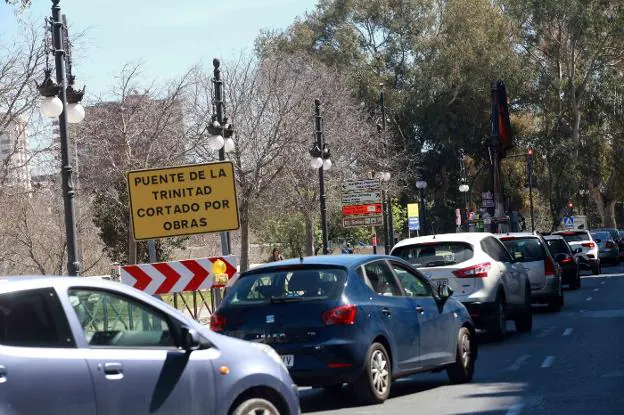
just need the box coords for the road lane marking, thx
[601,281,606,285]
[586,297,592,301]
[504,354,531,372]
[541,356,556,368]
[537,326,556,337]
[505,401,525,415]
[563,328,573,336]
[593,288,599,292]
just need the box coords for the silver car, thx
[0,276,300,415]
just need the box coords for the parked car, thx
[497,232,564,311]
[593,228,624,260]
[543,234,581,290]
[211,255,477,405]
[552,230,601,275]
[590,230,620,266]
[0,276,299,415]
[390,233,532,340]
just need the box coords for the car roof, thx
[242,254,397,273]
[543,235,564,240]
[496,232,540,238]
[392,232,493,250]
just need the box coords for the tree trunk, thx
[239,202,250,272]
[595,194,617,228]
[304,213,314,256]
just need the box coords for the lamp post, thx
[458,150,469,230]
[416,180,428,235]
[526,147,535,232]
[377,172,392,253]
[36,1,86,276]
[205,58,236,256]
[310,99,331,255]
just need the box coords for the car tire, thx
[592,262,600,275]
[570,269,581,290]
[488,293,506,341]
[446,327,476,384]
[231,398,280,415]
[352,342,391,405]
[548,288,564,312]
[514,285,533,333]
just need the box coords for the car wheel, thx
[489,293,506,341]
[570,269,581,290]
[548,288,564,312]
[514,285,533,333]
[591,262,600,275]
[446,327,476,384]
[352,342,391,405]
[231,398,280,415]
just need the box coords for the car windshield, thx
[392,242,474,267]
[591,231,610,241]
[545,239,569,255]
[500,237,546,262]
[223,267,347,305]
[558,232,590,242]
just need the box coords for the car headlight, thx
[250,342,288,371]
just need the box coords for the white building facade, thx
[0,116,31,192]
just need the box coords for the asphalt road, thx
[299,264,624,415]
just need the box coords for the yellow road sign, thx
[127,161,240,240]
[407,203,419,218]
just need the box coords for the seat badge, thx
[266,314,275,324]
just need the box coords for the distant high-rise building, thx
[0,115,31,192]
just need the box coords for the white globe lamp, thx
[40,96,63,118]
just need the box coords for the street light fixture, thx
[416,180,428,235]
[35,2,85,276]
[310,99,331,254]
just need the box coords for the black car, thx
[543,235,581,289]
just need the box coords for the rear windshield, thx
[591,231,610,241]
[223,267,347,305]
[558,232,590,242]
[500,237,546,262]
[392,242,474,267]
[545,239,569,255]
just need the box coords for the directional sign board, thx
[127,161,240,240]
[563,216,574,229]
[408,217,420,231]
[341,179,382,228]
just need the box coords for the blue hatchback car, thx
[212,255,477,404]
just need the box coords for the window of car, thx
[68,288,175,348]
[392,242,474,267]
[363,261,402,297]
[499,237,546,262]
[557,231,590,242]
[389,262,432,297]
[590,231,610,242]
[482,237,514,262]
[223,267,347,305]
[0,288,75,348]
[545,238,570,255]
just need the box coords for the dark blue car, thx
[211,255,477,404]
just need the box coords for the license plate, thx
[433,279,448,288]
[281,354,294,368]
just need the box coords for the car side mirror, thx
[437,283,453,301]
[180,326,210,352]
[595,239,601,243]
[574,247,582,254]
[513,251,524,261]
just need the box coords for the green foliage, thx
[256,212,311,259]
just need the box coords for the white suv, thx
[553,230,601,275]
[391,232,532,340]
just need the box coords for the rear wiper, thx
[423,260,456,267]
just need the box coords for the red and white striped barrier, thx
[120,256,238,295]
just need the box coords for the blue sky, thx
[1,0,316,97]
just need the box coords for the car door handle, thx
[101,362,124,379]
[381,307,392,317]
[0,365,7,383]
[415,306,425,314]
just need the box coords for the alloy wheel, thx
[460,332,471,368]
[370,349,389,396]
[246,407,277,415]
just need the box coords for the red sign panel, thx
[342,203,382,216]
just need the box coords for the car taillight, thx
[322,305,357,325]
[545,257,556,276]
[560,257,574,264]
[210,312,227,332]
[453,262,491,278]
[582,242,595,248]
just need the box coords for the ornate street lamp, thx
[416,180,428,235]
[35,2,85,276]
[309,99,331,254]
